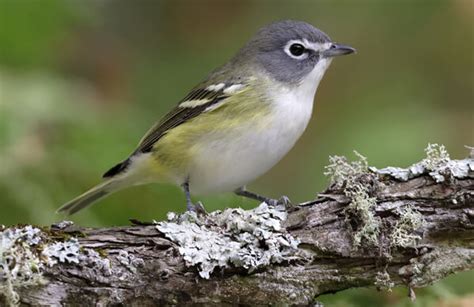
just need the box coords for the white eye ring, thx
[284,40,309,60]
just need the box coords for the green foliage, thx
[0,0,80,68]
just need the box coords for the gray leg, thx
[181,180,195,212]
[234,186,290,207]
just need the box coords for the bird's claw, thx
[186,201,207,216]
[265,195,292,208]
[194,201,208,215]
[279,195,292,207]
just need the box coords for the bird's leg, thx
[181,180,208,214]
[234,186,291,207]
[181,180,196,212]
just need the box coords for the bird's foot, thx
[186,201,207,215]
[263,195,292,208]
[234,187,292,209]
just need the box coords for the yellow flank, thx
[148,82,272,184]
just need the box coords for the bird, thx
[57,20,355,215]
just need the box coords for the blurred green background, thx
[0,0,472,305]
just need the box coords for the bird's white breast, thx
[189,59,332,194]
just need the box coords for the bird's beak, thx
[322,43,356,58]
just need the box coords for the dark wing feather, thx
[102,86,233,178]
[135,87,229,154]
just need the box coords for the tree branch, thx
[1,145,473,306]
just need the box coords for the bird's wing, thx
[136,83,246,154]
[102,82,247,178]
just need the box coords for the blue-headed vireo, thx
[58,20,355,215]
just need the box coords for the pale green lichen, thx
[373,144,473,182]
[324,151,368,188]
[156,203,300,279]
[345,184,380,246]
[374,270,394,291]
[422,143,450,170]
[391,207,425,248]
[324,151,380,247]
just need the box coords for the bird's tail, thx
[57,178,126,216]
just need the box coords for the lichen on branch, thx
[0,225,109,306]
[156,203,300,278]
[324,151,380,246]
[322,144,472,249]
[0,144,472,306]
[373,144,473,182]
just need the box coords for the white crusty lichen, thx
[41,238,81,266]
[324,151,380,247]
[156,203,299,279]
[390,207,425,248]
[0,225,110,306]
[373,144,473,182]
[0,226,45,306]
[116,250,144,275]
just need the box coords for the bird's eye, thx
[289,43,305,56]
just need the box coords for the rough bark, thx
[1,149,473,306]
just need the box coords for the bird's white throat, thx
[296,57,332,102]
[270,57,332,134]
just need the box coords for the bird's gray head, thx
[236,20,355,85]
